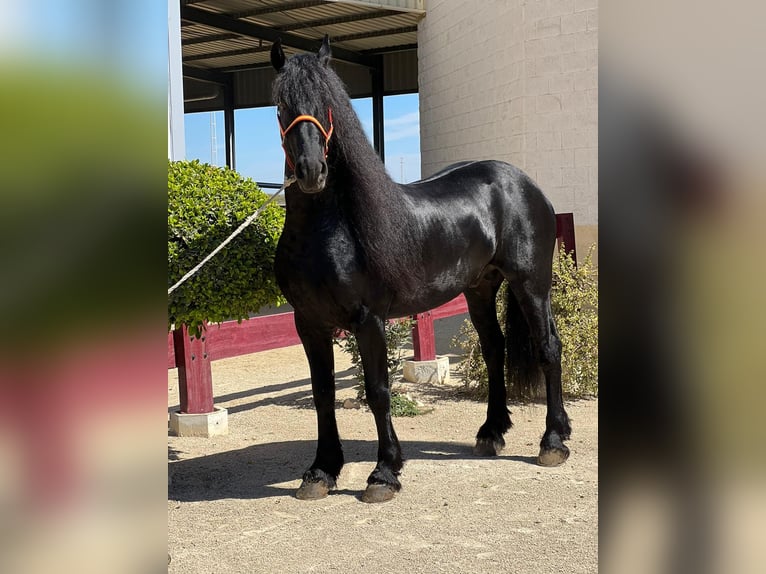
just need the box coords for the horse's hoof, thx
[361,483,397,503]
[474,437,504,457]
[295,479,330,500]
[537,445,570,466]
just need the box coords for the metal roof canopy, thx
[179,0,424,168]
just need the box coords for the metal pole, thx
[168,0,186,160]
[371,56,385,161]
[224,79,236,170]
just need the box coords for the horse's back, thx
[381,160,556,315]
[407,159,555,226]
[410,160,480,184]
[410,159,542,197]
[414,159,558,274]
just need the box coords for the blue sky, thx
[184,92,421,184]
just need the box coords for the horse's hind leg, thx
[507,279,572,466]
[465,271,512,456]
[294,314,344,500]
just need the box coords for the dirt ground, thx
[168,338,598,574]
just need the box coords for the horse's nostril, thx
[295,158,326,183]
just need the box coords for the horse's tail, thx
[504,284,545,400]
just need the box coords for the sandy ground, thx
[168,332,597,574]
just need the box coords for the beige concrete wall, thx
[418,0,598,231]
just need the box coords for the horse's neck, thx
[328,144,423,294]
[333,150,403,236]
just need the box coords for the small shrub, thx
[168,160,286,335]
[335,318,414,409]
[453,244,598,399]
[390,392,421,417]
[551,244,598,396]
[453,313,497,399]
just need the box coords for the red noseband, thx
[278,107,334,172]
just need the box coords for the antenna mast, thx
[210,112,218,165]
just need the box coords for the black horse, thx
[271,37,571,503]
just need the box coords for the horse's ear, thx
[271,38,285,72]
[318,35,331,67]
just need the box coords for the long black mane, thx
[273,52,423,294]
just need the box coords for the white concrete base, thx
[402,356,450,384]
[169,406,228,437]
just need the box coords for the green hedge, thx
[168,160,286,335]
[453,245,598,399]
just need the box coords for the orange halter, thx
[278,108,334,172]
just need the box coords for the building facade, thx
[418,0,598,257]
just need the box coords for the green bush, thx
[168,160,286,335]
[336,318,413,387]
[552,245,599,397]
[453,245,598,399]
[335,318,416,415]
[390,392,422,417]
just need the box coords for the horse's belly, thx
[387,287,463,319]
[387,268,481,318]
[386,256,494,318]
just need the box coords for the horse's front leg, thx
[355,314,403,503]
[294,314,343,500]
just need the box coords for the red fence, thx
[169,213,576,414]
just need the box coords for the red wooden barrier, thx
[205,312,301,361]
[555,212,577,264]
[173,324,213,414]
[412,312,436,361]
[411,295,471,361]
[170,313,302,414]
[430,294,469,320]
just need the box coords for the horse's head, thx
[271,36,334,194]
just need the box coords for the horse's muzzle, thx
[295,157,327,194]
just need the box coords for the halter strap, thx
[278,108,334,171]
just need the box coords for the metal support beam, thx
[168,0,186,160]
[182,32,239,46]
[223,79,236,170]
[334,26,418,43]
[277,10,395,32]
[180,5,375,68]
[371,57,385,161]
[184,45,269,63]
[182,64,228,85]
[233,0,327,19]
[362,42,418,54]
